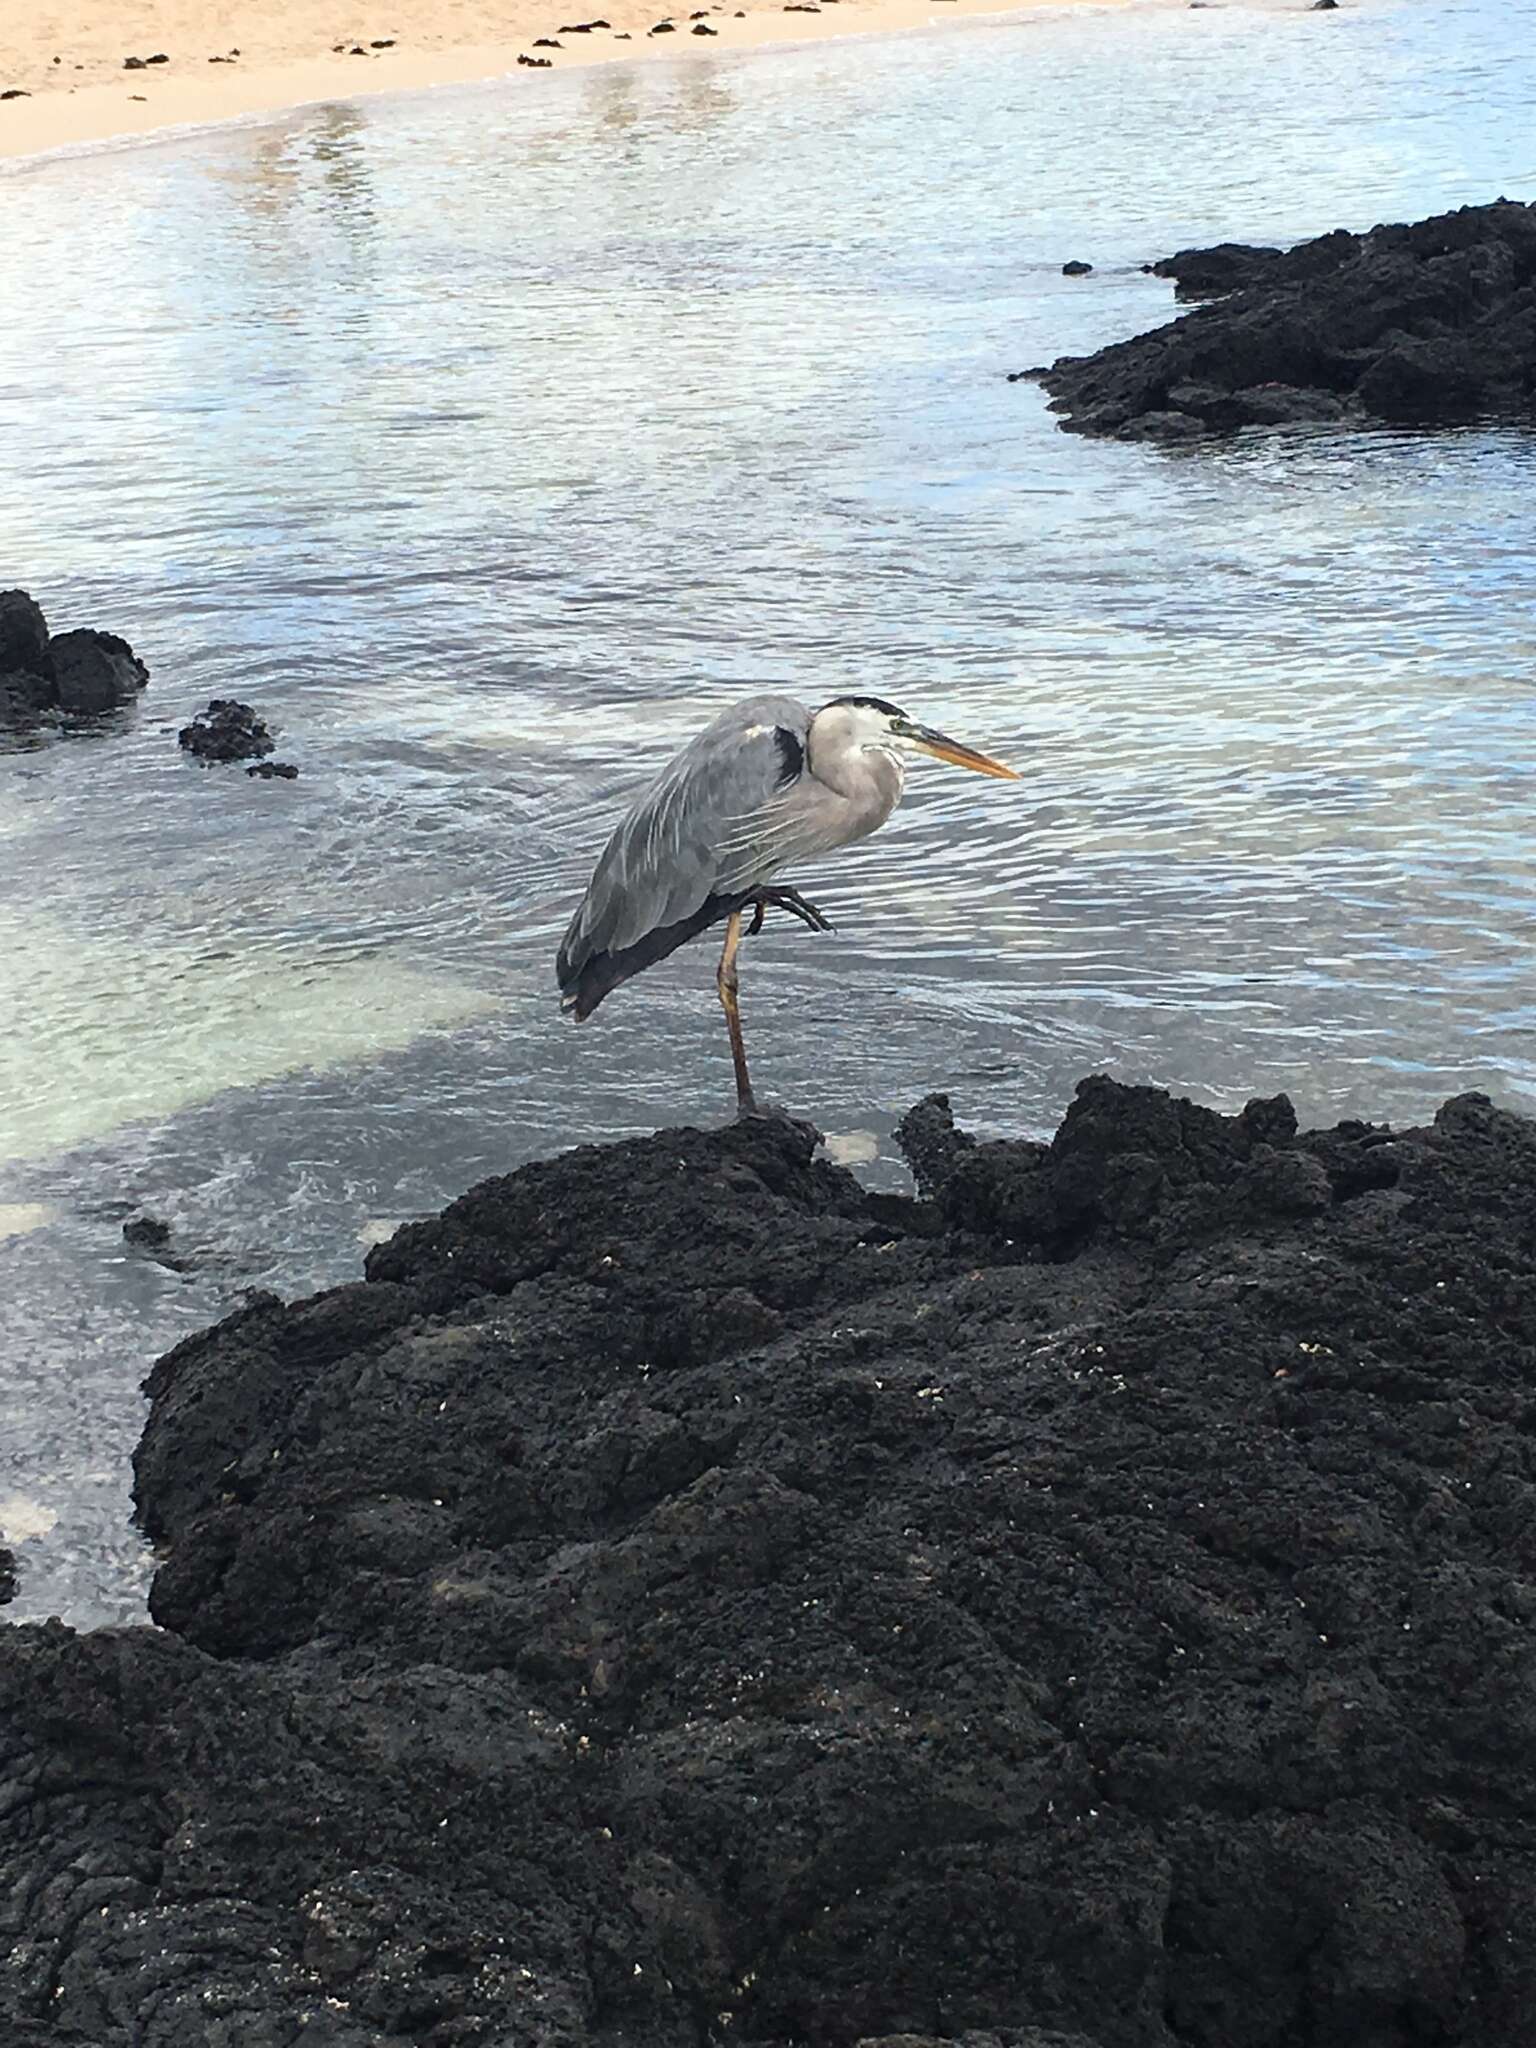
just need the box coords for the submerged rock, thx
[4,1076,1536,2045]
[177,697,274,763]
[1024,197,1536,439]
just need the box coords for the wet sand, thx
[1,0,1135,161]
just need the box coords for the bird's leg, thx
[746,886,835,936]
[716,909,758,1118]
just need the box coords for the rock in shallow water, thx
[4,1076,1536,2046]
[177,697,274,762]
[0,591,149,723]
[1025,197,1536,440]
[0,588,51,679]
[48,628,150,713]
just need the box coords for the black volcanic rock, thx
[1145,240,1284,299]
[0,588,52,679]
[0,591,149,725]
[48,628,150,713]
[4,1077,1536,2045]
[177,697,274,762]
[0,667,56,719]
[1024,198,1536,440]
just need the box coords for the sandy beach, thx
[1,0,1134,162]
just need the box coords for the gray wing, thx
[557,694,814,1008]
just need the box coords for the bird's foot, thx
[746,887,834,937]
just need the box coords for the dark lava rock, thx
[0,87,30,99]
[48,628,150,713]
[1061,259,1093,276]
[122,54,146,67]
[177,698,274,763]
[1025,197,1536,440]
[123,1215,173,1251]
[0,1548,14,1604]
[0,668,55,719]
[1145,240,1283,299]
[0,592,149,724]
[123,1213,192,1272]
[0,588,51,679]
[1313,0,1339,10]
[4,1075,1536,2045]
[246,759,299,780]
[693,20,718,31]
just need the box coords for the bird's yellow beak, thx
[900,721,1021,780]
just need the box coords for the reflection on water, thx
[2,0,1536,1622]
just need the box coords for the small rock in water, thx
[178,698,275,763]
[650,19,676,29]
[1062,259,1093,275]
[247,760,300,780]
[123,1215,172,1251]
[692,19,717,30]
[123,1213,192,1273]
[1312,0,1339,9]
[517,53,553,65]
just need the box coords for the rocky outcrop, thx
[0,589,148,721]
[3,1077,1536,2047]
[1020,198,1536,440]
[177,698,274,762]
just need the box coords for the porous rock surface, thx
[0,588,149,722]
[3,1077,1536,2047]
[1021,199,1536,439]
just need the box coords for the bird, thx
[556,692,1019,1116]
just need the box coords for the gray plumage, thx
[557,692,906,1019]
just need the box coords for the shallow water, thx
[3,0,1535,1623]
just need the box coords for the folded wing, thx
[556,695,812,1018]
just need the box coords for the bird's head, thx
[815,695,1020,779]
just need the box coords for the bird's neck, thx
[812,737,906,814]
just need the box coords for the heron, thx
[556,693,1020,1115]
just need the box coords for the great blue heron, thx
[557,692,1019,1114]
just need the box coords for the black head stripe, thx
[825,694,908,720]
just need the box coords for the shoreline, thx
[1,0,1137,166]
